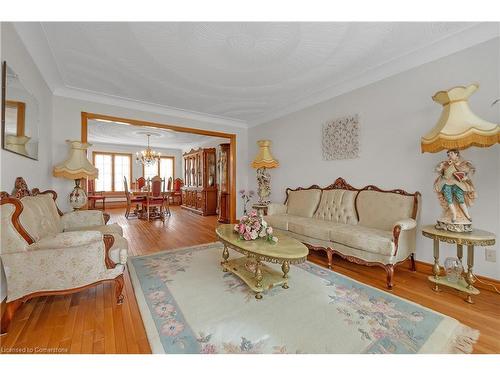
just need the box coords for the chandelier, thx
[136,134,161,166]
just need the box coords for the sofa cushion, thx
[19,195,62,241]
[357,190,415,231]
[286,189,322,218]
[313,189,358,224]
[330,224,395,256]
[264,214,289,231]
[287,217,334,241]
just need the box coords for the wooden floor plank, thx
[1,206,499,354]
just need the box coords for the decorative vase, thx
[444,257,464,283]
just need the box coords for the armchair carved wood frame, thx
[0,180,123,334]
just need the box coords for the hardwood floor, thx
[1,206,499,354]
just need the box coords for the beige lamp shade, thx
[421,84,500,153]
[251,140,279,169]
[53,140,98,180]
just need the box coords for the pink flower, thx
[155,303,176,318]
[252,221,261,230]
[243,232,252,241]
[239,224,246,234]
[234,224,239,232]
[161,319,185,336]
[249,210,258,217]
[201,344,217,354]
[148,290,166,301]
[245,225,252,233]
[266,227,273,235]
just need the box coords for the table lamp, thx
[53,140,98,210]
[251,140,279,205]
[421,83,499,232]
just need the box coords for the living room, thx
[1,1,499,372]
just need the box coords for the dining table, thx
[131,190,175,220]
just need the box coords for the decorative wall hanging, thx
[322,114,359,160]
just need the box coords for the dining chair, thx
[172,178,184,205]
[136,177,146,190]
[124,176,145,219]
[144,176,168,221]
[87,179,106,210]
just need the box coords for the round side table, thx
[422,225,495,303]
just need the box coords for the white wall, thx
[0,23,53,302]
[0,23,53,192]
[248,38,500,279]
[51,96,249,214]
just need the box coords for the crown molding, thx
[53,85,249,129]
[248,22,500,127]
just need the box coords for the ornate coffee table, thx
[216,224,308,299]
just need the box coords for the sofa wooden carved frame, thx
[0,178,122,334]
[284,177,421,289]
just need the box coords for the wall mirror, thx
[1,61,40,160]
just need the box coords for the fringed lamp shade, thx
[421,84,500,153]
[53,141,98,179]
[251,140,279,169]
[53,141,98,210]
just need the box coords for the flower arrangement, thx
[234,210,278,243]
[239,189,255,215]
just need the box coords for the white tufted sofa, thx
[264,178,420,289]
[0,183,128,334]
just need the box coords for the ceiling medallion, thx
[136,133,161,167]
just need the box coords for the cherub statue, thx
[434,149,476,232]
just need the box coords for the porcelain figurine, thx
[434,149,476,232]
[256,167,271,204]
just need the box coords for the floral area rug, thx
[127,243,478,354]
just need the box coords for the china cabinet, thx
[181,148,217,215]
[217,143,231,223]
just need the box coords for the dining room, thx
[86,115,234,223]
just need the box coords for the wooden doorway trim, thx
[81,112,237,223]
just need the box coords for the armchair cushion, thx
[61,210,105,231]
[2,234,122,302]
[27,231,102,251]
[64,223,124,237]
[19,195,62,241]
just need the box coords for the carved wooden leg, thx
[1,299,23,334]
[385,264,394,289]
[326,249,333,270]
[410,253,416,272]
[114,274,124,305]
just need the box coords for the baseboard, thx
[415,260,500,293]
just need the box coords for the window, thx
[143,156,175,188]
[159,157,174,186]
[93,152,132,192]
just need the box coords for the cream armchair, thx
[0,178,127,334]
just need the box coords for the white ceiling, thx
[88,119,226,149]
[20,22,499,126]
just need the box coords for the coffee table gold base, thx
[222,257,289,299]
